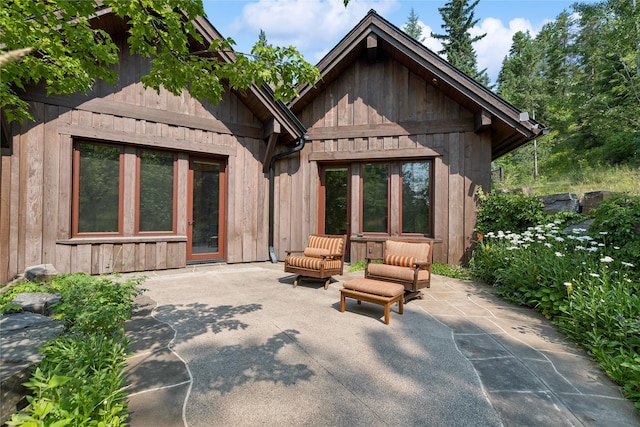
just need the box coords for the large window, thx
[362,163,389,233]
[74,143,122,234]
[401,162,431,235]
[352,160,433,236]
[138,150,176,233]
[73,141,177,236]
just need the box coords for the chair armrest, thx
[412,261,431,269]
[285,250,305,255]
[320,253,344,260]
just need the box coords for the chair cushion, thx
[367,263,430,282]
[286,255,342,271]
[304,247,330,258]
[308,235,344,258]
[343,278,404,297]
[385,240,430,263]
[384,254,416,267]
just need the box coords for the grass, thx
[349,260,472,280]
[493,163,640,197]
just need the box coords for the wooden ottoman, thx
[340,278,404,325]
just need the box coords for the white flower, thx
[544,243,553,248]
[599,231,608,235]
[555,252,564,257]
[588,247,599,252]
[576,245,586,250]
[614,246,620,250]
[563,282,572,287]
[590,273,600,278]
[621,262,635,267]
[555,237,565,242]
[598,243,605,247]
[600,256,614,263]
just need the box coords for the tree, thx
[430,0,490,86]
[404,7,425,43]
[569,0,640,160]
[495,31,546,180]
[0,0,321,123]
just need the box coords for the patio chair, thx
[284,234,346,289]
[365,239,433,300]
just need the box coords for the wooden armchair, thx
[284,234,346,289]
[365,239,433,300]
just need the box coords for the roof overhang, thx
[288,10,542,160]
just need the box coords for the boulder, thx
[582,191,613,214]
[538,193,580,214]
[0,312,64,424]
[10,292,61,315]
[24,264,58,283]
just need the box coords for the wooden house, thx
[0,9,540,283]
[0,8,305,282]
[277,10,541,265]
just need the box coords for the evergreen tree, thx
[404,7,425,43]
[497,31,545,123]
[495,31,546,180]
[431,0,490,86]
[569,0,640,163]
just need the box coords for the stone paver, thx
[124,263,640,427]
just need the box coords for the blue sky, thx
[202,0,596,83]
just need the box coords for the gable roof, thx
[85,5,307,145]
[288,10,542,160]
[191,16,306,144]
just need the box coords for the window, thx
[74,142,122,234]
[362,163,389,233]
[401,162,431,235]
[73,141,177,236]
[321,160,433,237]
[138,150,176,233]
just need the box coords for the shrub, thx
[470,223,639,407]
[8,333,129,426]
[50,273,145,335]
[5,273,146,426]
[475,188,546,235]
[589,194,640,269]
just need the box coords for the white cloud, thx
[404,20,443,54]
[230,0,399,63]
[470,17,543,83]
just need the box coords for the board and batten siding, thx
[282,56,492,265]
[0,43,272,283]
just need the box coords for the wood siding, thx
[279,55,492,265]
[0,42,272,282]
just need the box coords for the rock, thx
[0,312,64,424]
[0,363,30,426]
[563,218,595,234]
[582,191,613,214]
[538,193,580,214]
[0,313,64,363]
[10,292,62,315]
[24,264,58,283]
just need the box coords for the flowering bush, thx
[470,221,640,407]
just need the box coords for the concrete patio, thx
[124,262,640,426]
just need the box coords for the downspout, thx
[268,134,308,263]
